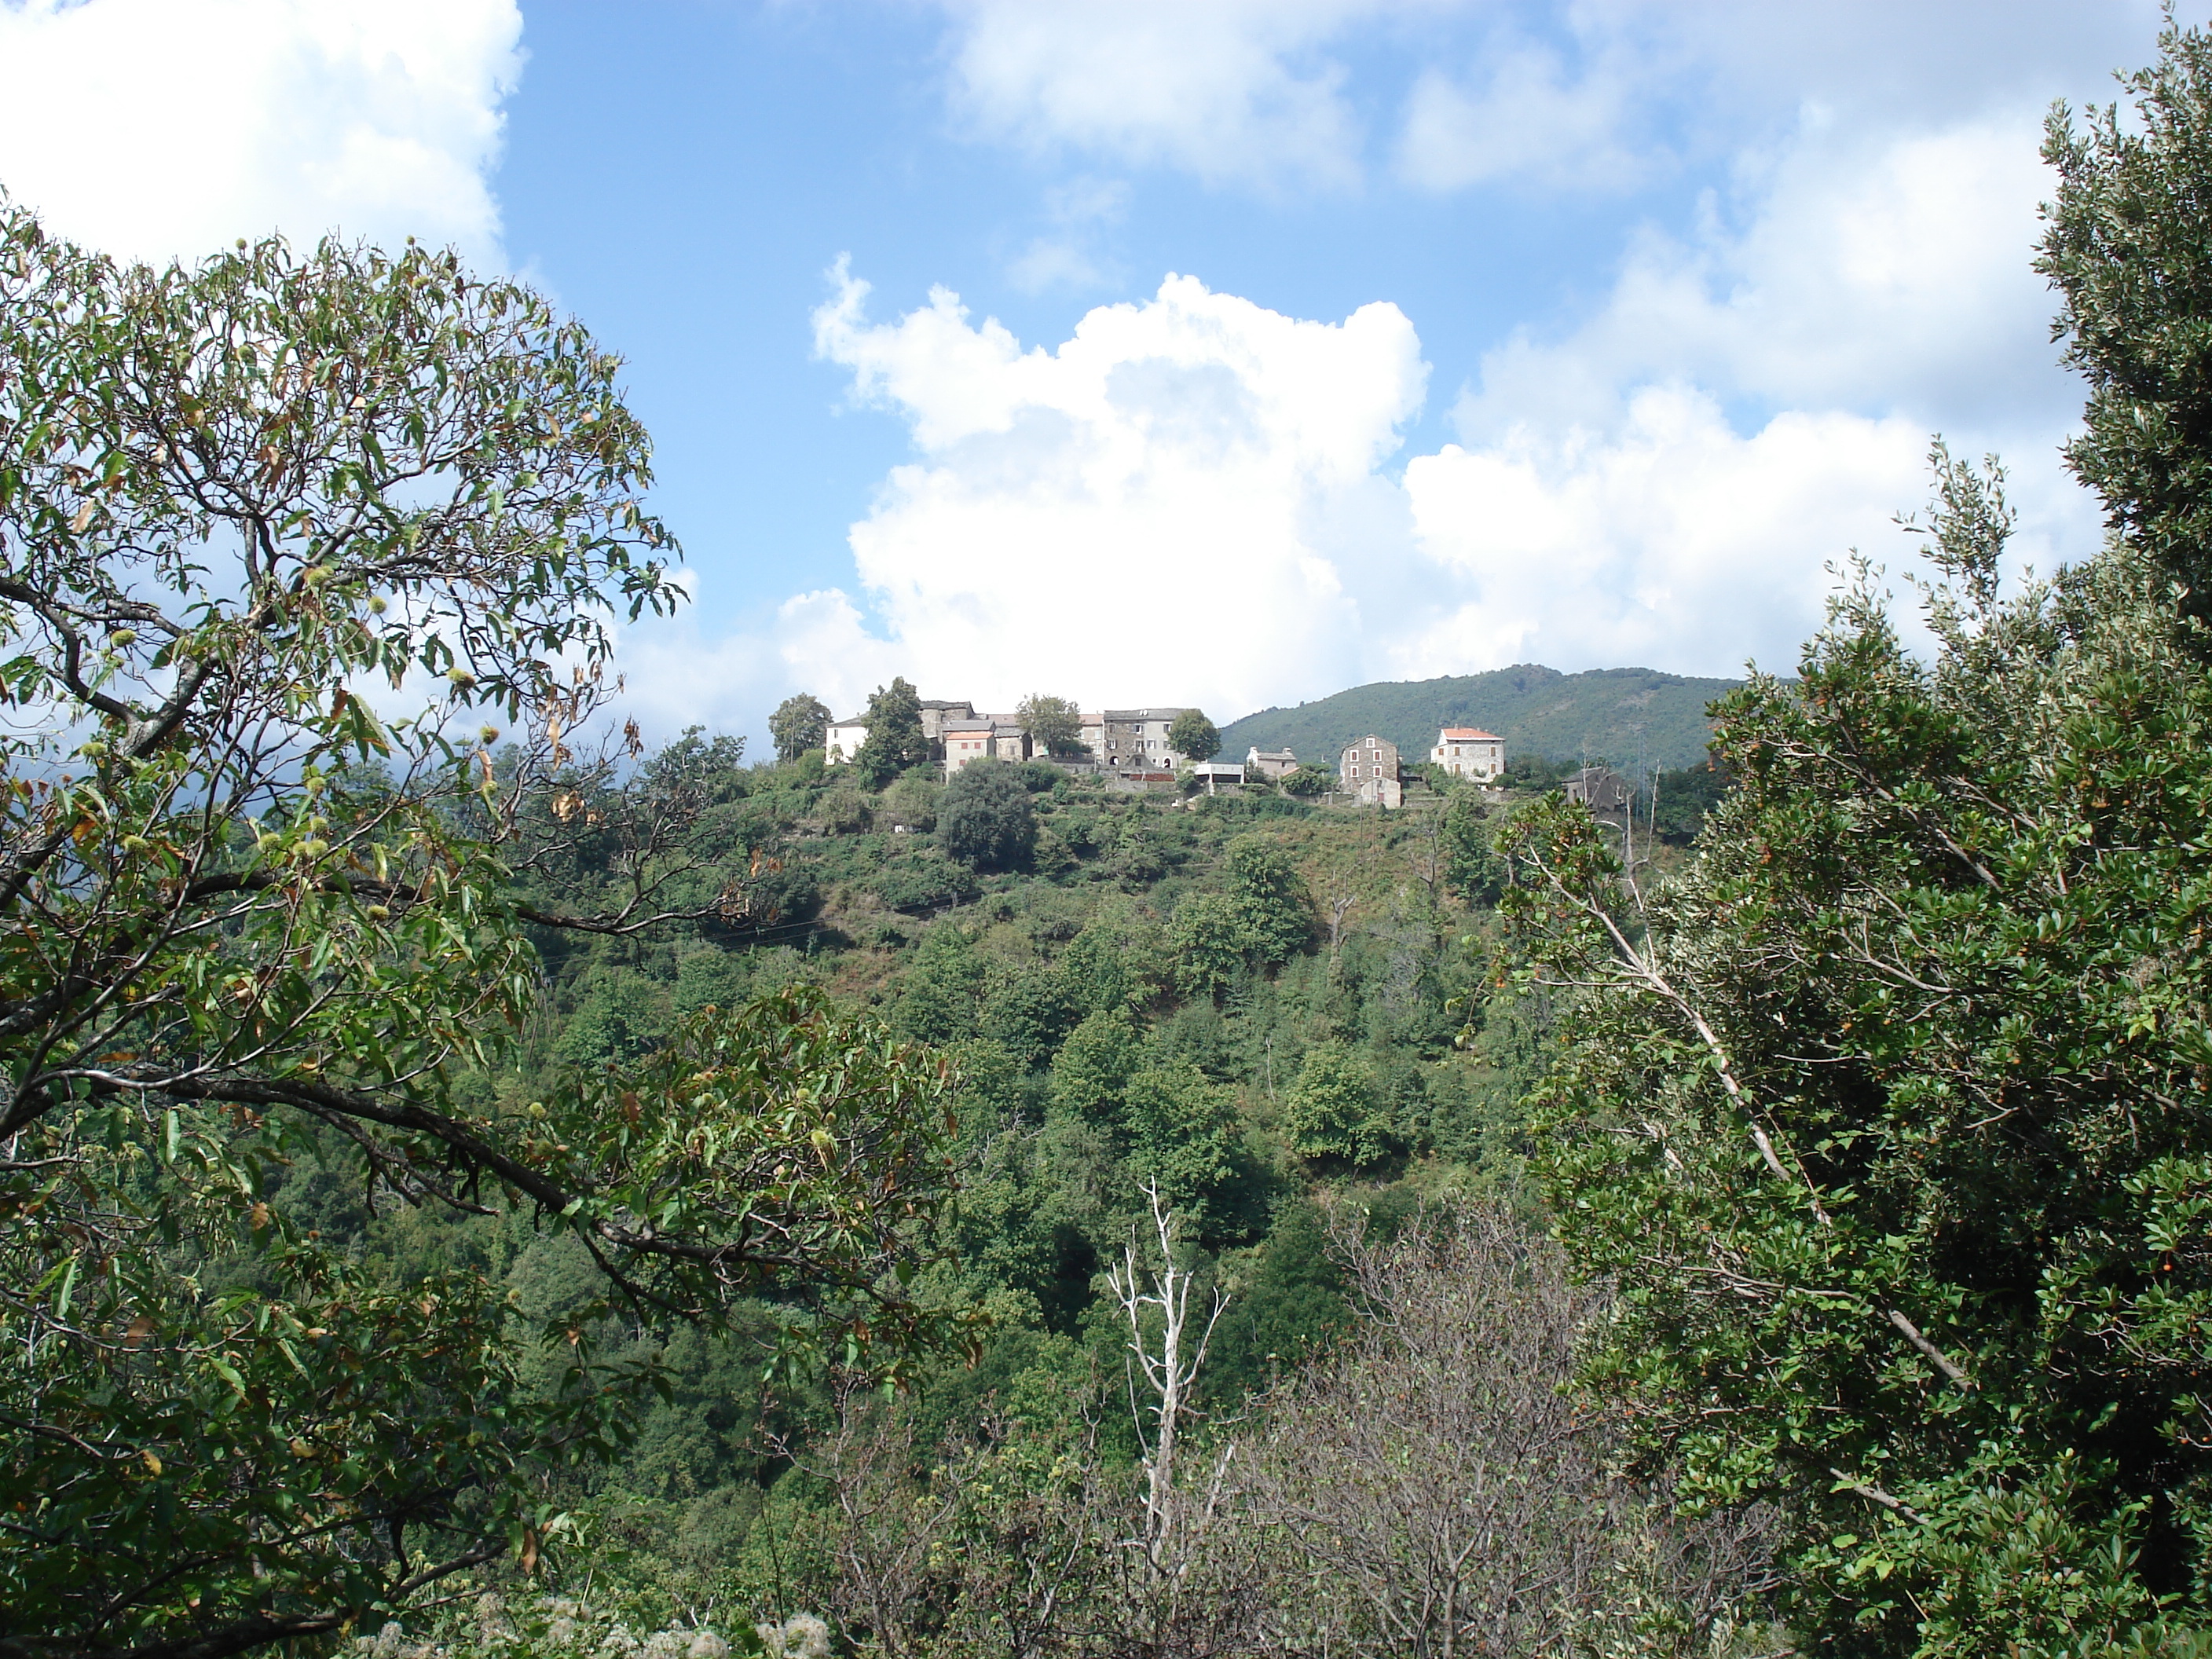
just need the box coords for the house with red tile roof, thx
[1430,727,1504,782]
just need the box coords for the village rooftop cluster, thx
[824,697,1511,808]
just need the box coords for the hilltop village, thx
[822,691,1516,807]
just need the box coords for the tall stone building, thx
[1340,733,1402,809]
[1101,709,1193,768]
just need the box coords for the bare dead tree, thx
[1327,891,1357,949]
[789,1200,1780,1658]
[1108,1181,1231,1583]
[775,1382,968,1658]
[1234,1203,1781,1657]
[1401,809,1445,903]
[782,1372,1178,1659]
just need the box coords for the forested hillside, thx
[325,751,1650,1649]
[1216,664,1738,771]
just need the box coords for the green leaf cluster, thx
[1507,473,2212,1652]
[939,760,1038,872]
[0,200,961,1655]
[768,693,830,764]
[851,678,928,789]
[1497,31,2212,1647]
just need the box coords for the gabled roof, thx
[1438,727,1501,741]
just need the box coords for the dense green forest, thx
[287,741,1760,1657]
[430,750,1580,1624]
[1215,664,1738,774]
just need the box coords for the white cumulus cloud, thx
[1459,114,2071,439]
[640,2,2142,745]
[934,0,2157,204]
[939,0,1404,192]
[758,258,1976,733]
[753,93,2109,733]
[0,0,522,266]
[1397,40,1655,195]
[786,262,1429,722]
[610,581,909,745]
[1400,388,1929,678]
[1401,95,2113,687]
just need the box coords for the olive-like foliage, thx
[940,759,1038,871]
[0,201,960,1659]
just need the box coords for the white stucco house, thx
[1431,727,1505,781]
[826,716,870,766]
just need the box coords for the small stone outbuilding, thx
[1564,765,1632,821]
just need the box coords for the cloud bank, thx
[707,91,2100,731]
[712,273,1960,729]
[676,2,2116,738]
[935,1,2156,203]
[1402,392,1928,678]
[0,0,522,266]
[778,262,1426,720]
[2,0,2123,745]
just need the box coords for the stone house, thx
[832,694,1214,775]
[1340,734,1403,809]
[1564,765,1632,821]
[941,719,995,775]
[1246,745,1298,782]
[918,700,976,745]
[826,699,977,769]
[1102,708,1194,768]
[1431,727,1505,781]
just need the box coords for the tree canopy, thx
[1166,709,1220,764]
[1500,26,2212,1639]
[853,677,928,789]
[1439,792,1503,906]
[1017,694,1086,759]
[1280,1042,1388,1167]
[0,207,960,1659]
[2041,17,2212,619]
[939,759,1037,872]
[769,691,831,762]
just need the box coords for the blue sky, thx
[0,0,2175,744]
[492,3,1630,609]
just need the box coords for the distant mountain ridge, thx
[1217,665,1741,774]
